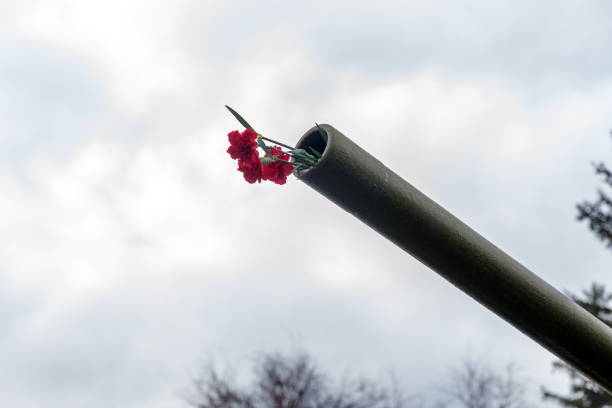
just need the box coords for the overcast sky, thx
[2,1,612,407]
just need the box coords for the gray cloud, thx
[0,43,105,170]
[303,1,612,90]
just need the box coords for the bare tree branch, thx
[438,359,529,408]
[186,349,413,408]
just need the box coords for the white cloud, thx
[10,0,217,115]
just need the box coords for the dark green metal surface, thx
[295,124,612,392]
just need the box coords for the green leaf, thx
[225,105,255,131]
[309,147,322,159]
[292,149,317,165]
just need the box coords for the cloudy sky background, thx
[2,1,612,407]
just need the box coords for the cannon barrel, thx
[295,124,612,391]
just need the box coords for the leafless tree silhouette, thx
[185,349,411,408]
[438,359,529,408]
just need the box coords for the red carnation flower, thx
[262,146,294,185]
[226,128,263,183]
[237,150,262,184]
[266,145,290,161]
[227,129,258,161]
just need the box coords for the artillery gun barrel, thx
[295,124,612,392]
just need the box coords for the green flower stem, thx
[266,147,317,167]
[268,147,297,157]
[258,136,295,150]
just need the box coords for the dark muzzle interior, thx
[296,126,328,157]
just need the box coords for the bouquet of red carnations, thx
[225,106,321,185]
